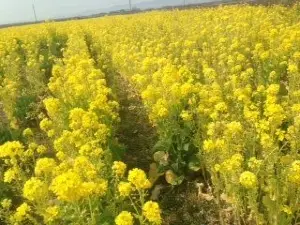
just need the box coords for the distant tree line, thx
[243,0,298,5]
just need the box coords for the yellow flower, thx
[142,201,162,224]
[94,179,108,196]
[79,144,104,157]
[115,211,134,225]
[180,83,194,97]
[50,171,83,202]
[203,139,215,153]
[239,171,257,189]
[151,99,169,119]
[23,177,48,201]
[28,142,38,151]
[118,182,132,197]
[128,168,151,189]
[80,180,108,197]
[214,102,227,113]
[74,156,97,179]
[56,151,66,161]
[0,141,24,158]
[69,108,85,130]
[281,205,292,215]
[288,160,300,185]
[36,145,47,154]
[221,154,243,173]
[82,111,99,129]
[35,158,57,176]
[180,110,192,121]
[1,198,12,209]
[269,71,277,81]
[112,161,127,177]
[47,129,56,137]
[288,63,298,74]
[248,157,263,171]
[264,103,285,127]
[4,167,19,183]
[157,107,168,118]
[23,128,33,137]
[214,164,221,172]
[43,97,60,118]
[13,203,31,222]
[43,206,59,223]
[203,67,217,80]
[225,121,242,137]
[40,118,53,132]
[275,129,285,141]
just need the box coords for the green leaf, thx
[97,208,114,225]
[153,138,172,153]
[153,151,169,166]
[173,175,184,185]
[109,140,126,160]
[171,162,179,171]
[188,155,201,171]
[14,95,36,121]
[188,161,201,172]
[183,143,189,151]
[278,213,292,225]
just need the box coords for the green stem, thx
[88,197,95,225]
[138,189,145,208]
[129,195,144,224]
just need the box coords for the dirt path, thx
[112,73,157,171]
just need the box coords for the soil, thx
[113,73,157,171]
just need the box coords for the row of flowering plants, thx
[0,25,162,225]
[85,4,300,224]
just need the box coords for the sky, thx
[0,0,148,24]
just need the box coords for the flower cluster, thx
[239,171,257,189]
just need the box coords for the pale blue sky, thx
[0,0,148,24]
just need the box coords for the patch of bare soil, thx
[112,73,157,171]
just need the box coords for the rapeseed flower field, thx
[1,4,300,225]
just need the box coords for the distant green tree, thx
[240,0,298,6]
[259,0,297,5]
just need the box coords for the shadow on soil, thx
[112,73,157,171]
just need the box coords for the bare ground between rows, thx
[112,73,156,171]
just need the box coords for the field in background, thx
[0,0,265,29]
[1,4,300,225]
